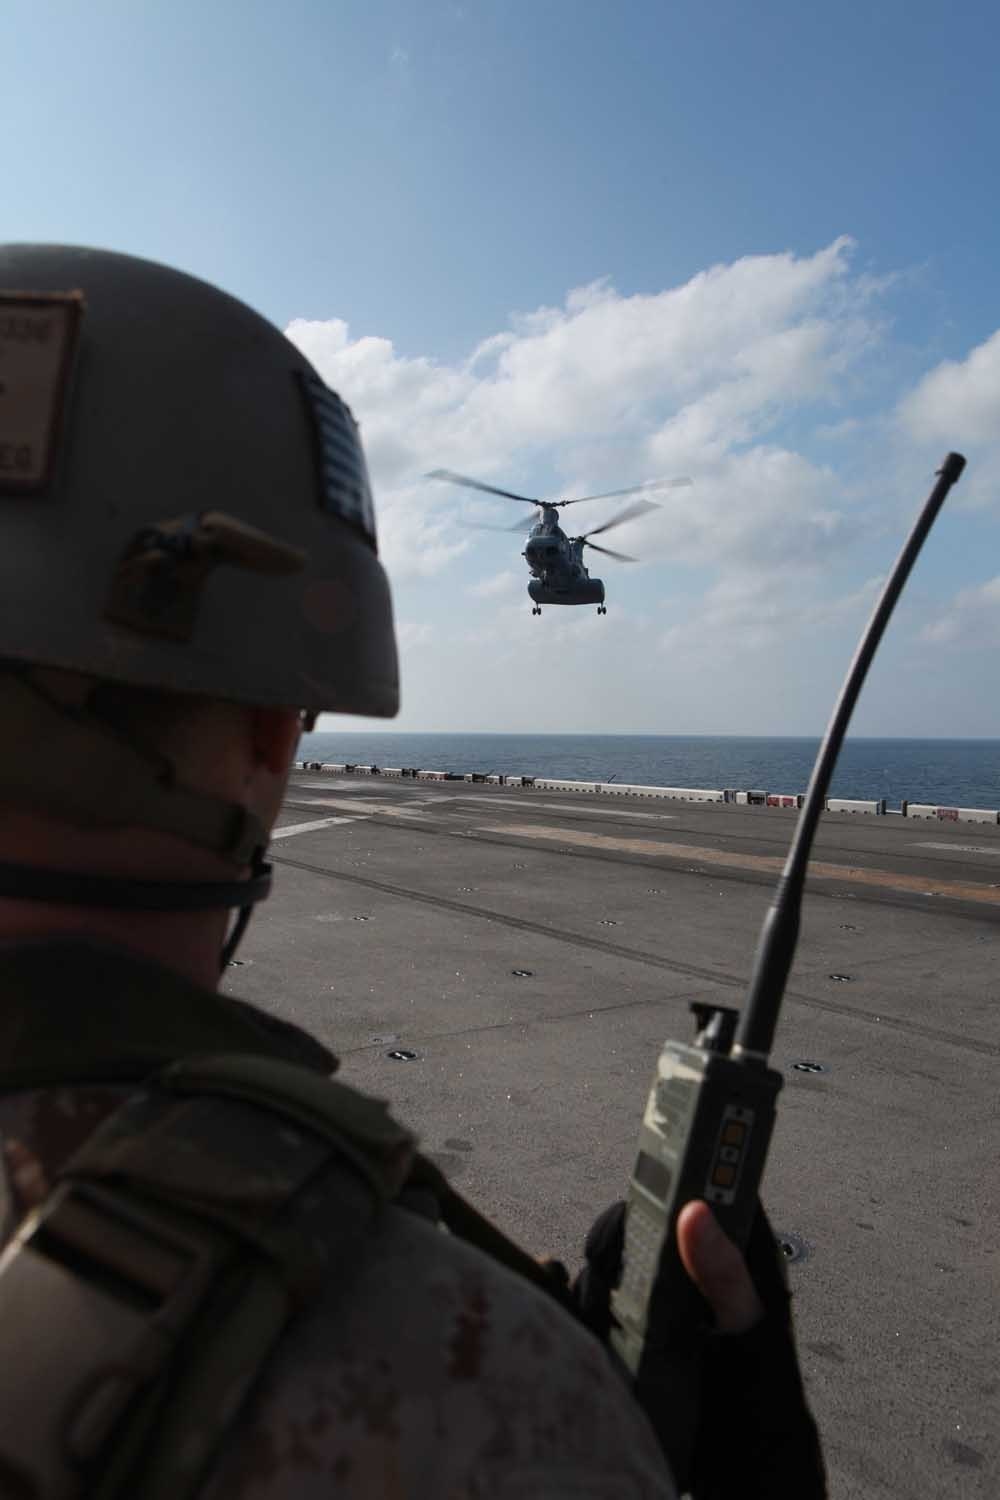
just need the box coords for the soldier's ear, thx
[250,706,303,775]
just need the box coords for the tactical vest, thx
[0,1039,569,1499]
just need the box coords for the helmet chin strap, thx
[0,849,272,972]
[220,883,263,970]
[0,668,275,973]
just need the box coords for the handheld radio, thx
[610,454,967,1487]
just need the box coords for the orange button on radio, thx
[721,1122,746,1147]
[712,1163,737,1188]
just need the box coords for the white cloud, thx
[920,575,1000,648]
[659,573,882,655]
[467,570,520,599]
[396,621,434,649]
[899,329,1000,447]
[896,328,1000,512]
[285,241,1000,733]
[285,237,879,583]
[624,443,846,574]
[368,489,470,579]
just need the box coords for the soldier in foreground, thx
[0,244,824,1497]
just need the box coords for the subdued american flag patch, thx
[301,371,377,549]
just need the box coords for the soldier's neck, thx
[0,814,237,992]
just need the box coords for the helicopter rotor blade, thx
[584,540,638,562]
[425,469,542,505]
[582,497,660,539]
[556,476,692,507]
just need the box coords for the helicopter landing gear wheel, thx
[531,606,541,616]
[597,605,607,615]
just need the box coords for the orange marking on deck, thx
[481,825,1000,906]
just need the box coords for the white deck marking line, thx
[294,780,458,803]
[913,842,1000,855]
[458,796,675,820]
[272,816,359,839]
[286,796,431,820]
[294,779,371,789]
[481,824,1000,905]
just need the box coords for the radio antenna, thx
[734,453,966,1063]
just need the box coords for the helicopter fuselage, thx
[425,468,678,616]
[523,506,605,606]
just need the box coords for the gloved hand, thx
[575,1198,767,1339]
[573,1199,826,1499]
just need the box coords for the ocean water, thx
[297,733,1000,811]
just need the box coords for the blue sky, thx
[6,1,1000,734]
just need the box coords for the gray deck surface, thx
[225,773,1000,1498]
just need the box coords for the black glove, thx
[572,1201,826,1499]
[574,1198,628,1343]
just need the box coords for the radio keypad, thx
[705,1104,753,1205]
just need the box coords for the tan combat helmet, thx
[0,245,398,945]
[0,243,398,712]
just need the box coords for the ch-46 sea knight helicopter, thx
[426,469,692,615]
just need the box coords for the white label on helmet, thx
[302,372,378,549]
[0,292,83,493]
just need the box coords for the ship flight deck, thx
[224,771,1000,1499]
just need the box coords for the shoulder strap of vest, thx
[0,1048,576,1500]
[408,1153,574,1308]
[0,1051,416,1500]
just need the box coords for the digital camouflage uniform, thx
[0,940,678,1499]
